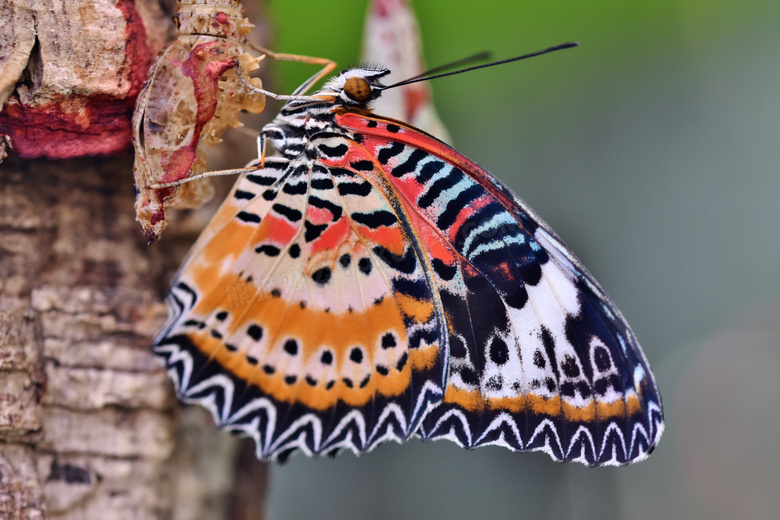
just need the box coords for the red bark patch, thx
[0,0,154,159]
[0,97,133,159]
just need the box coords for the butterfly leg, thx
[245,43,338,95]
[146,165,261,189]
[234,68,334,103]
[256,132,266,169]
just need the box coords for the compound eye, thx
[343,77,372,102]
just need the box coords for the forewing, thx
[153,147,447,460]
[338,113,664,465]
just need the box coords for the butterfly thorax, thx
[262,68,391,159]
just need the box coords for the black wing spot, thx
[436,184,483,230]
[255,244,281,256]
[339,254,351,268]
[396,352,408,371]
[350,347,364,363]
[284,339,299,356]
[247,173,277,186]
[561,354,580,378]
[576,381,591,399]
[247,324,263,341]
[237,211,261,223]
[284,375,298,385]
[593,346,612,372]
[358,257,372,275]
[183,319,207,329]
[282,181,307,195]
[381,333,396,349]
[540,327,560,380]
[517,258,543,287]
[533,350,546,369]
[377,142,404,164]
[311,177,335,190]
[304,221,328,242]
[338,181,372,197]
[350,160,374,171]
[272,203,302,222]
[288,244,301,258]
[419,160,444,182]
[485,375,503,391]
[391,148,427,177]
[431,258,457,281]
[263,364,275,375]
[459,367,479,386]
[373,245,416,274]
[418,170,460,208]
[352,210,397,229]
[489,337,510,365]
[503,286,528,309]
[308,195,343,220]
[320,350,334,365]
[312,266,332,285]
[318,143,349,158]
[234,189,254,200]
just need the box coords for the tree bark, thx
[1,155,176,518]
[0,2,268,518]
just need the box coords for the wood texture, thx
[1,156,175,518]
[0,0,169,158]
[0,1,270,518]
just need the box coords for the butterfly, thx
[152,44,664,466]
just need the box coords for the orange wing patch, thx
[441,384,643,423]
[181,282,428,410]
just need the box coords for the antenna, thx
[404,52,492,83]
[381,42,578,91]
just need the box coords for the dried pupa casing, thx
[132,0,265,244]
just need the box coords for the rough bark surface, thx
[1,156,265,520]
[0,1,269,519]
[0,0,174,159]
[1,155,175,518]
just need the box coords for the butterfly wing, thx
[336,112,664,465]
[153,150,448,460]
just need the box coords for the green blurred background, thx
[245,1,780,518]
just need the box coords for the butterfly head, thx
[319,68,391,108]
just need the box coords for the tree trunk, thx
[0,1,268,518]
[1,154,176,519]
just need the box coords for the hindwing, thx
[154,149,448,460]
